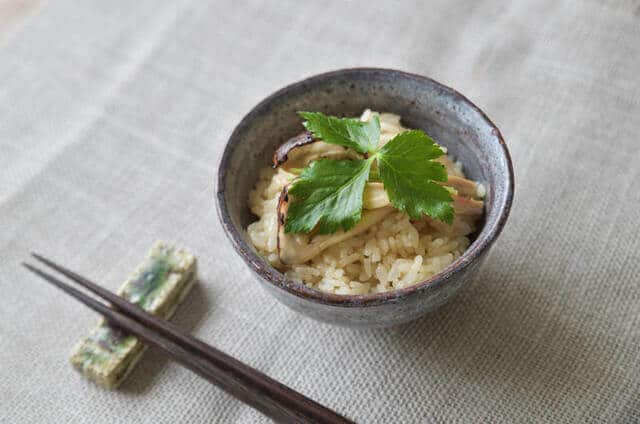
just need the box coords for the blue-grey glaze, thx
[216,68,514,328]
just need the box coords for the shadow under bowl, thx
[216,68,514,328]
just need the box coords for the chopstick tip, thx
[22,262,36,272]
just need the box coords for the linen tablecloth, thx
[1,1,639,422]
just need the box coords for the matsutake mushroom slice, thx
[363,182,389,210]
[445,175,480,198]
[276,185,394,265]
[363,181,484,215]
[452,195,484,217]
[272,131,360,171]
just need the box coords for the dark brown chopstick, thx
[23,256,354,424]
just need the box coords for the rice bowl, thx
[217,68,513,327]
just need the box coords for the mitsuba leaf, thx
[285,158,373,234]
[299,111,380,154]
[376,131,454,223]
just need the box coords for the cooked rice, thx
[247,111,484,295]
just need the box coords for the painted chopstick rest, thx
[70,241,197,389]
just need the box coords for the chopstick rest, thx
[69,241,197,388]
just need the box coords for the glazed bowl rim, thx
[216,67,514,308]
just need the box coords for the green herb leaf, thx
[377,130,454,223]
[285,158,373,234]
[299,111,380,154]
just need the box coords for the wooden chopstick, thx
[23,256,354,424]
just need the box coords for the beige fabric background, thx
[1,0,639,422]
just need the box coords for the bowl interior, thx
[218,69,512,301]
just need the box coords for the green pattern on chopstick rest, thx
[124,255,171,310]
[89,325,132,354]
[69,241,197,389]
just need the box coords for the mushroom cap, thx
[272,132,315,168]
[272,131,360,171]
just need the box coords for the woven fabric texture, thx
[1,1,639,422]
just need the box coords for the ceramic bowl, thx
[216,68,514,328]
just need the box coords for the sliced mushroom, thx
[272,131,359,171]
[363,182,389,209]
[442,175,479,198]
[363,181,483,216]
[277,185,394,264]
[272,132,313,168]
[453,195,484,217]
[436,155,464,177]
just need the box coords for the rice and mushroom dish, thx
[247,110,485,295]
